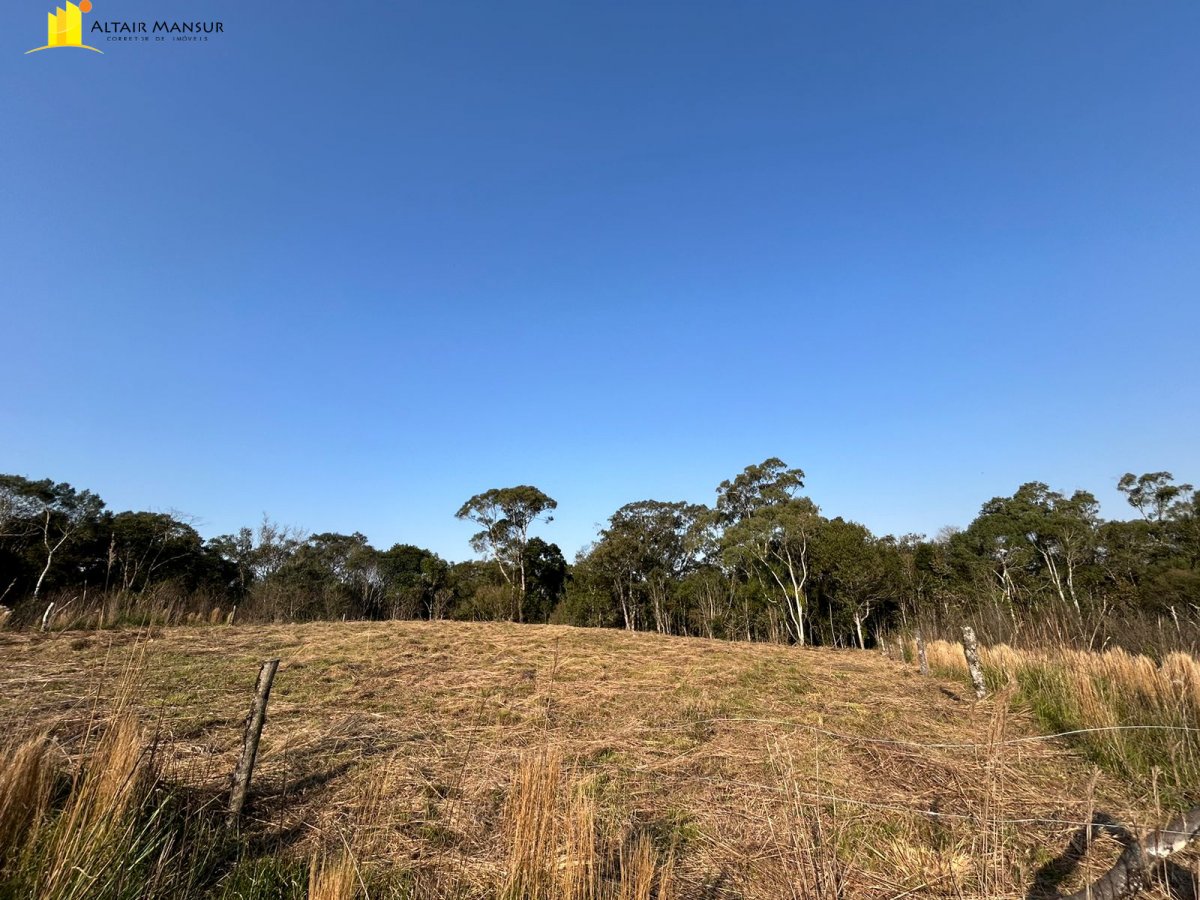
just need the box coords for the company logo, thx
[24,2,225,53]
[27,0,102,54]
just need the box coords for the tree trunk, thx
[517,555,526,623]
[961,626,987,699]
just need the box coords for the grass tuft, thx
[922,637,1200,806]
[500,749,677,900]
[307,853,358,900]
[0,734,57,864]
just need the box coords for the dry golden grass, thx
[0,711,206,900]
[920,636,1200,809]
[499,748,675,900]
[502,749,562,899]
[0,734,56,861]
[0,620,1191,898]
[560,782,599,900]
[308,853,358,900]
[35,715,150,898]
[925,636,1200,714]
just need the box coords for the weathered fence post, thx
[228,658,280,825]
[915,630,929,676]
[961,626,986,699]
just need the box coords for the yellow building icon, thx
[27,1,102,53]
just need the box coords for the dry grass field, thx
[0,621,1193,898]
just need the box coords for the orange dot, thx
[79,0,92,12]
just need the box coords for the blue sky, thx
[2,1,1197,561]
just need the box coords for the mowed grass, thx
[0,621,1189,898]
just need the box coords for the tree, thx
[0,476,104,600]
[713,459,814,644]
[206,528,256,596]
[581,532,643,631]
[1118,472,1194,523]
[521,538,569,623]
[209,517,306,591]
[680,564,736,639]
[715,458,805,525]
[1108,474,1200,612]
[1007,483,1100,617]
[378,543,449,619]
[887,533,941,625]
[105,511,211,595]
[952,495,1040,623]
[263,532,383,621]
[455,486,557,622]
[722,497,821,645]
[809,518,893,649]
[598,500,706,634]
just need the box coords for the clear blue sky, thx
[3,1,1198,561]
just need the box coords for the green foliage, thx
[455,485,557,622]
[720,495,821,644]
[714,457,805,525]
[521,537,568,623]
[212,858,308,900]
[1118,471,1194,522]
[2,464,1197,650]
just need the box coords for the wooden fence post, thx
[915,630,930,676]
[961,626,986,699]
[228,658,280,825]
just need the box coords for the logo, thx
[23,2,225,53]
[27,0,101,53]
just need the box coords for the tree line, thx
[1,462,1196,648]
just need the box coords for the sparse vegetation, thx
[2,621,1197,898]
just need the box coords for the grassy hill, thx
[0,622,1185,898]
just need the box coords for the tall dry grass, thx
[2,584,235,632]
[0,714,203,900]
[0,714,369,900]
[919,637,1200,805]
[0,735,57,864]
[768,743,852,899]
[307,853,358,900]
[36,716,155,899]
[3,713,687,899]
[911,599,1200,660]
[500,749,676,900]
[0,654,679,900]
